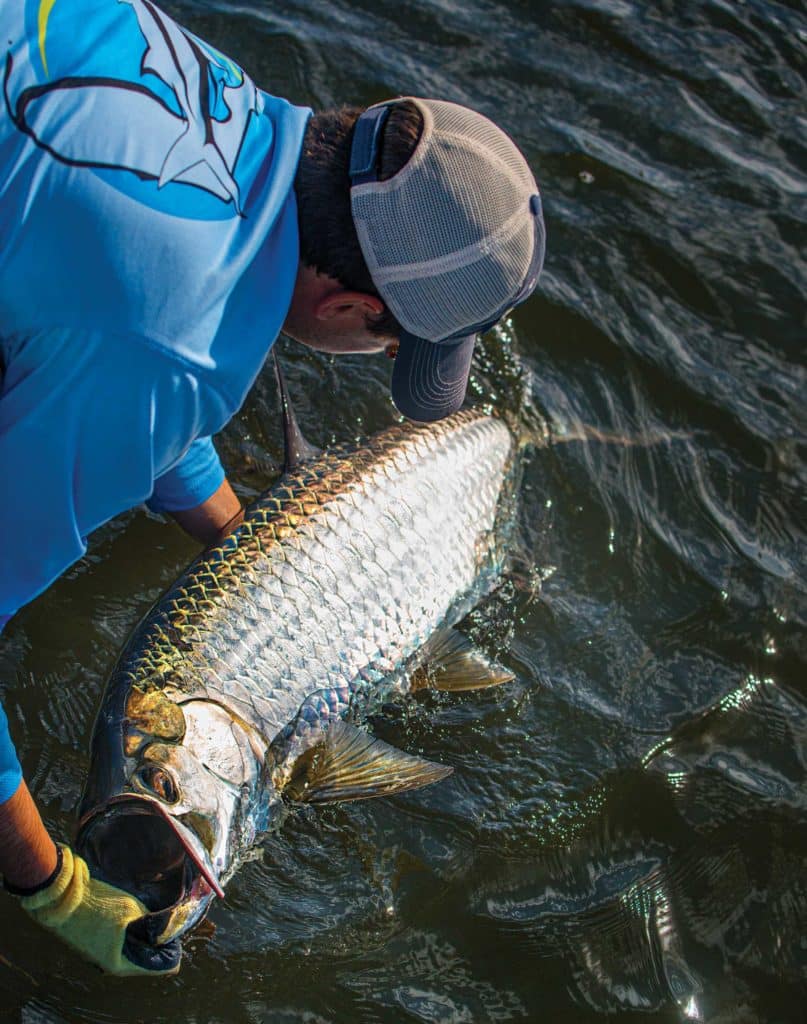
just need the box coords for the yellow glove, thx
[14,845,180,977]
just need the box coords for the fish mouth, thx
[76,795,221,948]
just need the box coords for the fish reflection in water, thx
[469,676,807,1019]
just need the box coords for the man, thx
[0,0,545,976]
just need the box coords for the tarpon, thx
[76,363,520,963]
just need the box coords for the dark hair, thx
[293,101,424,337]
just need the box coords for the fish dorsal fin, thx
[273,350,321,472]
[411,627,515,692]
[285,720,452,804]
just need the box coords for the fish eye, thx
[136,765,180,805]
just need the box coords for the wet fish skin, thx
[77,408,517,947]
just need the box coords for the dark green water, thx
[1,0,805,1020]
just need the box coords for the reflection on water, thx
[470,676,807,1019]
[1,0,805,1021]
[644,675,807,824]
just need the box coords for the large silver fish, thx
[76,377,519,964]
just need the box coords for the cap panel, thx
[350,97,541,342]
[370,204,532,286]
[351,97,436,199]
[380,218,535,340]
[359,97,536,194]
[352,104,535,270]
[352,138,515,272]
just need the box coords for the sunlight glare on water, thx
[0,0,805,1021]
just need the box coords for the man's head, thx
[289,98,545,420]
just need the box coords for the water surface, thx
[1,1,805,1021]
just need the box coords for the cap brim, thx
[390,330,476,422]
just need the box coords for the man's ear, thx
[314,290,385,322]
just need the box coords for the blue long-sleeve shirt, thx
[0,0,311,801]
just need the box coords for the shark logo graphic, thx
[4,0,263,215]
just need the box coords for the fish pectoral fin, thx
[285,720,452,804]
[410,627,515,692]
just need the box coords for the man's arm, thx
[0,327,222,974]
[0,477,243,888]
[0,781,58,889]
[147,435,244,545]
[169,477,244,545]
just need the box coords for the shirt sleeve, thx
[0,699,22,804]
[0,614,21,802]
[0,327,226,803]
[0,326,222,621]
[0,616,22,803]
[147,435,225,513]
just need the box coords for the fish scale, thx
[159,413,505,726]
[130,412,507,733]
[78,408,517,948]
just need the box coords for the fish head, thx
[77,689,267,951]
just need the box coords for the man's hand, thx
[169,477,243,546]
[0,780,59,889]
[10,845,180,977]
[1,783,178,977]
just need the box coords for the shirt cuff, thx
[0,703,23,805]
[147,436,225,513]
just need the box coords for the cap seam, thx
[407,343,464,406]
[436,128,534,192]
[370,204,531,286]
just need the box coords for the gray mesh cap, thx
[349,97,545,421]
